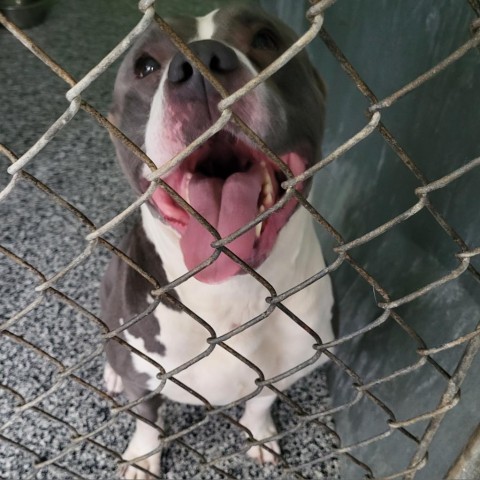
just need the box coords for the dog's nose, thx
[168,40,239,84]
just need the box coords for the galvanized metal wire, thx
[1,0,479,479]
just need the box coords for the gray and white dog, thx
[102,4,334,478]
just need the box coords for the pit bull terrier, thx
[102,4,334,478]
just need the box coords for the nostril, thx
[167,40,239,85]
[210,55,221,72]
[209,48,239,73]
[180,62,194,82]
[168,58,194,83]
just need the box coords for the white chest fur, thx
[124,205,334,405]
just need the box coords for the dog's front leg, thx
[240,394,280,464]
[120,381,163,480]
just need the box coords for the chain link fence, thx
[1,0,479,478]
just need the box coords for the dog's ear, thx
[311,67,327,99]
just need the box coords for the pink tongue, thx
[180,169,263,283]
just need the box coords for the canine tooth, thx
[261,175,274,205]
[255,221,263,237]
[264,179,274,196]
[259,161,275,208]
[264,191,274,208]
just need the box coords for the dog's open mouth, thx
[148,131,306,283]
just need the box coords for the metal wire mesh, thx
[1,0,479,479]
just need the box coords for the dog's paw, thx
[120,420,162,479]
[119,448,161,480]
[119,442,160,480]
[103,362,123,396]
[246,439,281,464]
[240,400,280,464]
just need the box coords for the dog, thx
[101,4,334,478]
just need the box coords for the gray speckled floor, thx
[0,1,338,478]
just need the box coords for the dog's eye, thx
[251,29,278,50]
[134,55,160,78]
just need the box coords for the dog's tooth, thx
[262,177,274,207]
[255,206,266,237]
[255,221,263,237]
[258,160,277,212]
[260,163,275,204]
[265,178,274,196]
[264,191,274,208]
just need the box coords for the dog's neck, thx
[140,202,324,308]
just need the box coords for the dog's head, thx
[110,5,326,283]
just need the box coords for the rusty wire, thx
[1,0,480,479]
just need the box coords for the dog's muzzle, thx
[146,41,309,284]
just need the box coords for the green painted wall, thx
[264,1,479,478]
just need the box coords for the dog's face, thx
[110,5,326,283]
